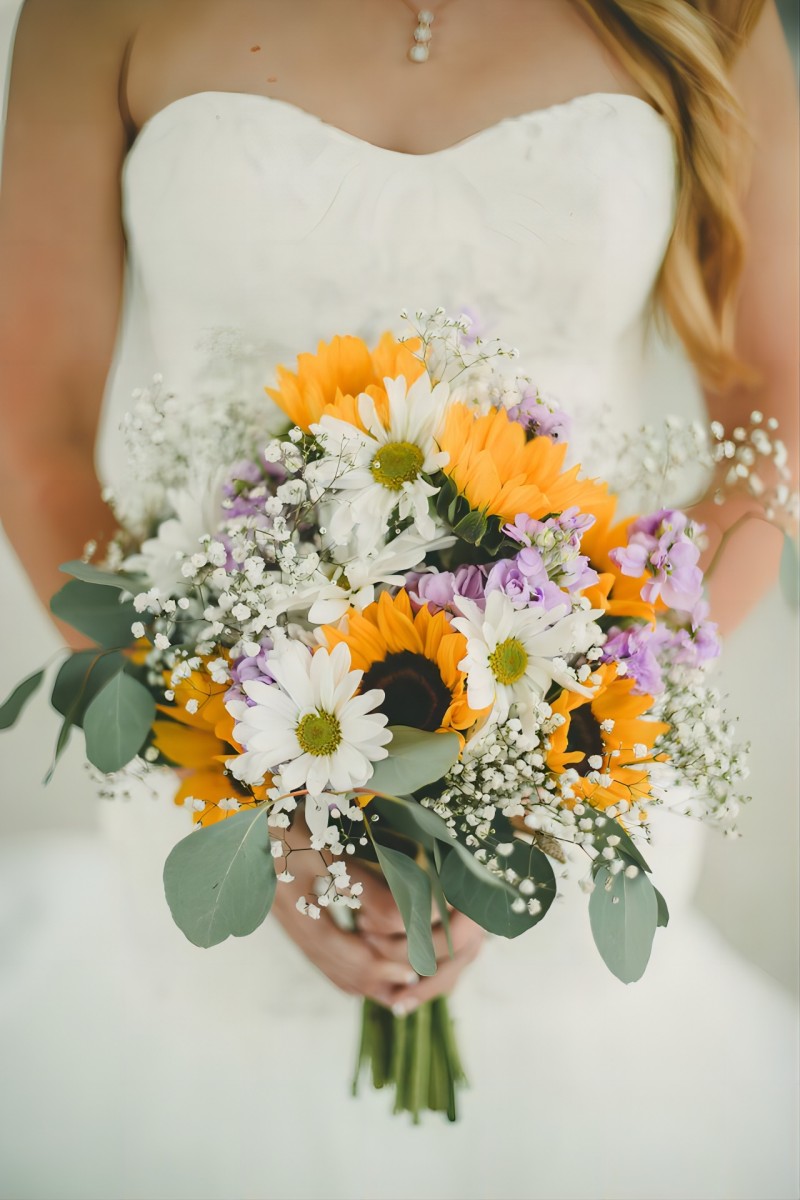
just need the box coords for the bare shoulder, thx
[8,0,157,125]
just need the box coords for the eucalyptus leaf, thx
[83,672,155,772]
[163,807,275,948]
[59,560,143,592]
[589,864,658,983]
[368,727,460,797]
[590,812,652,874]
[0,668,45,730]
[654,885,670,929]
[52,651,126,728]
[373,841,436,977]
[373,792,456,848]
[440,838,556,938]
[44,718,72,784]
[50,579,139,647]
[780,533,800,608]
[424,855,454,959]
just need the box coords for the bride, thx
[0,2,797,1198]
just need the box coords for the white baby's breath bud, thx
[154,633,170,650]
[131,622,146,640]
[185,699,199,715]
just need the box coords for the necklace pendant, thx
[408,10,434,64]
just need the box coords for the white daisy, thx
[226,640,391,794]
[309,372,452,549]
[451,592,603,732]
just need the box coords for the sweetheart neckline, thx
[124,88,673,168]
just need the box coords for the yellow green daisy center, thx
[488,637,528,686]
[296,710,342,756]
[371,441,425,491]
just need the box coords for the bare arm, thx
[694,1,799,634]
[0,0,135,641]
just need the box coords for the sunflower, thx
[266,331,425,432]
[319,589,487,737]
[579,507,660,624]
[546,663,668,812]
[152,665,267,825]
[437,403,608,527]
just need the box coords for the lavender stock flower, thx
[506,388,572,442]
[611,509,704,613]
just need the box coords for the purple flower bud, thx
[484,559,532,609]
[227,639,275,706]
[406,571,458,613]
[602,626,664,695]
[507,392,571,442]
[453,564,487,604]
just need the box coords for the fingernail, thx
[405,970,419,986]
[391,1002,407,1017]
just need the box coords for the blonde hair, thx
[574,0,767,390]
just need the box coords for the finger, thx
[364,910,483,964]
[389,935,484,1013]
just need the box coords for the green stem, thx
[352,996,467,1123]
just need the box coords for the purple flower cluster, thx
[406,565,485,615]
[222,457,287,521]
[504,509,598,601]
[408,509,598,616]
[610,509,704,613]
[226,638,275,706]
[602,604,720,696]
[506,388,571,443]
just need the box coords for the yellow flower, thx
[579,507,660,624]
[437,403,609,525]
[546,663,669,811]
[319,590,487,738]
[266,331,424,432]
[152,665,267,825]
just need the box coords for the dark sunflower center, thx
[362,651,451,733]
[565,704,605,777]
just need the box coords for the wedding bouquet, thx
[3,309,793,1122]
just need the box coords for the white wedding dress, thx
[2,80,799,1200]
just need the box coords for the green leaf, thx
[654,885,670,929]
[83,672,155,772]
[372,842,436,977]
[451,509,488,545]
[368,727,461,797]
[424,854,454,960]
[52,651,126,728]
[59,560,143,591]
[373,793,456,848]
[780,534,800,608]
[50,578,139,647]
[589,811,652,874]
[44,717,73,785]
[0,668,45,730]
[440,838,556,938]
[163,807,276,948]
[589,864,658,983]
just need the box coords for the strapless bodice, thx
[100,89,677,481]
